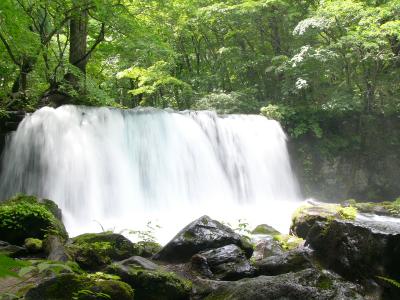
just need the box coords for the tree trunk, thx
[69,6,88,73]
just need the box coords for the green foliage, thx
[0,255,29,278]
[18,260,73,277]
[261,105,323,138]
[125,221,161,243]
[273,234,304,251]
[0,194,67,245]
[0,0,398,115]
[194,92,259,114]
[376,276,400,289]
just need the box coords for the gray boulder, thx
[255,247,313,276]
[192,244,253,280]
[205,268,363,300]
[154,215,253,263]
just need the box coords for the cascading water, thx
[0,105,301,244]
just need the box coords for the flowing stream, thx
[0,105,302,244]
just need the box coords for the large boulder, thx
[107,262,192,300]
[0,194,67,245]
[154,215,253,263]
[67,232,142,271]
[291,201,400,285]
[204,268,363,300]
[25,273,134,300]
[255,247,314,276]
[192,244,253,280]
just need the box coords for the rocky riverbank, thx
[1,195,399,299]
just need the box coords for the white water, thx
[0,105,302,244]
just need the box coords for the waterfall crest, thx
[0,105,301,243]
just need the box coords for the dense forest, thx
[0,0,399,116]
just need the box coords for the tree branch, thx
[0,30,20,66]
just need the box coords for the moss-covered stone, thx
[251,224,280,235]
[0,194,67,245]
[24,238,43,253]
[272,234,304,251]
[108,264,192,300]
[67,232,141,271]
[24,273,134,300]
[349,198,400,217]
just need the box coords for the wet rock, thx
[0,240,26,257]
[194,244,253,280]
[154,215,253,263]
[205,268,364,300]
[291,202,400,283]
[25,273,134,300]
[255,247,314,276]
[252,236,284,261]
[116,256,160,271]
[44,235,69,262]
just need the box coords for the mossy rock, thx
[347,198,400,217]
[251,224,280,235]
[108,264,192,300]
[273,234,304,251]
[24,238,43,253]
[67,232,142,271]
[24,273,134,300]
[0,194,67,245]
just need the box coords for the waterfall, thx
[0,105,301,243]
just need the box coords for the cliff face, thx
[289,114,400,202]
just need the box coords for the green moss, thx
[317,276,333,290]
[352,199,400,217]
[251,224,280,235]
[337,206,357,220]
[110,265,192,300]
[0,194,67,245]
[24,238,43,253]
[25,273,134,300]
[68,232,139,271]
[183,231,194,241]
[273,234,304,251]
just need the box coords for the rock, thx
[0,194,68,245]
[107,263,192,300]
[154,215,253,263]
[252,236,284,261]
[25,273,134,300]
[0,240,26,257]
[251,224,280,235]
[194,244,253,280]
[24,238,43,254]
[116,256,160,271]
[291,201,400,283]
[43,235,69,262]
[67,232,141,271]
[255,247,314,276]
[205,268,364,300]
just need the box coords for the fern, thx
[0,255,29,278]
[377,276,400,288]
